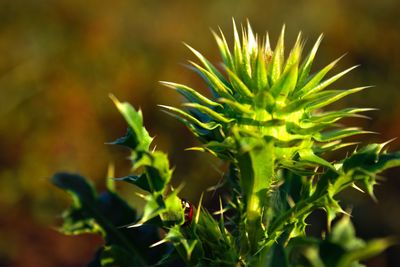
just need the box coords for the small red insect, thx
[181,199,194,226]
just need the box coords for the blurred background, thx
[0,0,400,266]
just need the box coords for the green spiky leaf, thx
[110,95,153,152]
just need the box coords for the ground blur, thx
[0,1,400,266]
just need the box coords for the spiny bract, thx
[160,21,373,172]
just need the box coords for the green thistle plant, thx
[53,21,400,267]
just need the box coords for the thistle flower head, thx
[161,21,371,171]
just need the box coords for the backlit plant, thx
[53,21,400,266]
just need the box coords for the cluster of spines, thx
[160,21,373,169]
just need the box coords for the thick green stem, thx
[237,138,275,255]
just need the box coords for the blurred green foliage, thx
[0,0,400,266]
